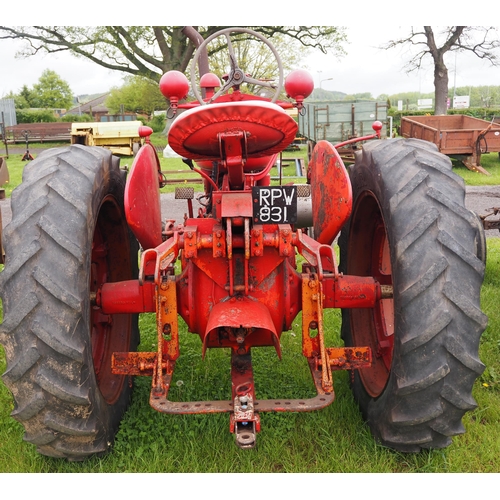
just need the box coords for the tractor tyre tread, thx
[339,138,487,452]
[0,145,138,460]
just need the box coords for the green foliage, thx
[30,69,73,109]
[0,27,346,83]
[15,109,57,123]
[0,155,24,198]
[383,90,435,108]
[146,114,166,133]
[106,76,167,117]
[3,87,31,109]
[307,88,347,101]
[308,86,500,113]
[342,92,374,101]
[454,85,500,108]
[384,86,500,112]
[60,113,93,123]
[447,107,500,121]
[7,70,74,114]
[18,85,34,107]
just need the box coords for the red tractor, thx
[0,28,487,459]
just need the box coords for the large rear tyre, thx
[339,138,487,451]
[0,145,139,460]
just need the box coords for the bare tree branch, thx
[381,26,500,114]
[0,26,346,83]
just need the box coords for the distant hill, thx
[307,88,347,101]
[305,85,500,108]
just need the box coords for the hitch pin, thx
[234,394,256,448]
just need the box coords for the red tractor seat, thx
[168,101,298,168]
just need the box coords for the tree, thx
[106,75,166,117]
[18,85,34,108]
[3,87,31,109]
[384,27,500,115]
[0,26,346,82]
[30,69,73,109]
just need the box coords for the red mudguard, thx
[309,140,352,245]
[124,143,163,250]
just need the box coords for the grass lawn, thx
[452,152,500,185]
[3,135,499,194]
[0,137,499,473]
[0,135,307,196]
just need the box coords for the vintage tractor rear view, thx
[0,28,487,460]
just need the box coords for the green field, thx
[0,139,499,474]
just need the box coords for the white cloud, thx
[303,26,500,98]
[0,38,125,97]
[1,25,499,99]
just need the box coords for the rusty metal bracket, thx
[147,373,335,414]
[302,272,372,393]
[294,229,337,280]
[142,346,336,416]
[480,208,500,231]
[302,273,332,392]
[183,226,198,259]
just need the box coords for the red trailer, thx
[401,114,500,175]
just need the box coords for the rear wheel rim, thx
[90,195,132,405]
[348,191,394,398]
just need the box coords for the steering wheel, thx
[190,27,284,105]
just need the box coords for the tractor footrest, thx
[175,186,195,199]
[150,391,335,415]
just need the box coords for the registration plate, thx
[252,186,297,224]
